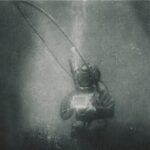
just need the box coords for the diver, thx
[60,48,114,150]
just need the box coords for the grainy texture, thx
[1,1,150,150]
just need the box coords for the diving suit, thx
[60,49,114,150]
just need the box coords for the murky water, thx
[1,1,150,150]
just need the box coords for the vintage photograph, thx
[0,1,150,150]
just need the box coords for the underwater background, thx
[0,1,150,150]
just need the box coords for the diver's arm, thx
[94,96,114,119]
[60,92,75,120]
[93,82,114,119]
